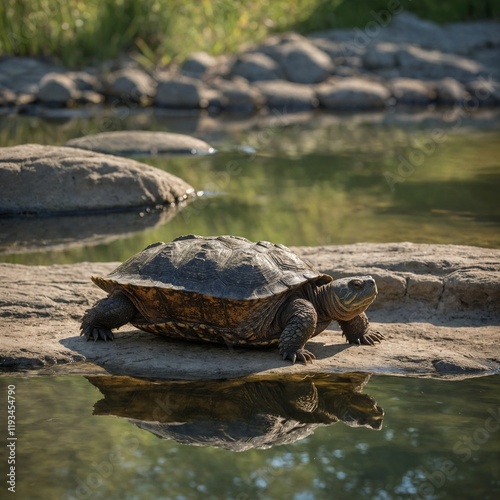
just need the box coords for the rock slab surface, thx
[65,131,215,157]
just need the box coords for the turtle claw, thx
[80,324,114,342]
[280,347,316,365]
[346,330,385,346]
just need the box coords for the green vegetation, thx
[1,0,499,68]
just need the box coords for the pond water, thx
[1,110,499,499]
[1,110,499,264]
[1,373,499,499]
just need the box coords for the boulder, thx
[434,78,467,104]
[384,11,454,53]
[231,52,282,82]
[363,42,399,70]
[106,68,156,101]
[154,74,203,108]
[211,77,263,111]
[278,40,333,84]
[390,78,435,105]
[37,72,79,105]
[181,51,218,78]
[396,45,485,83]
[316,78,390,109]
[0,57,63,95]
[467,78,500,106]
[65,131,215,156]
[255,80,318,110]
[0,144,195,215]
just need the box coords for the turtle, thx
[81,235,384,364]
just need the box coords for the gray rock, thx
[397,45,485,83]
[385,11,454,53]
[316,78,390,110]
[250,32,309,61]
[363,42,398,70]
[434,78,467,104]
[106,68,156,101]
[278,41,333,84]
[309,35,354,65]
[0,144,194,215]
[154,74,203,108]
[65,131,215,156]
[69,71,100,92]
[37,72,79,105]
[256,80,318,110]
[231,52,282,82]
[181,51,218,77]
[0,57,63,95]
[390,78,435,104]
[211,77,263,111]
[442,20,500,56]
[466,78,500,106]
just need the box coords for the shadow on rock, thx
[86,371,384,451]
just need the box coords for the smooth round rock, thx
[0,144,195,215]
[154,74,202,108]
[106,68,156,101]
[65,131,215,157]
[37,73,79,105]
[256,80,318,110]
[279,41,333,84]
[316,78,390,109]
[231,52,283,82]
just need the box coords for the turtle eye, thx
[350,279,363,289]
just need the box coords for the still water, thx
[1,110,499,264]
[1,373,499,500]
[1,111,499,499]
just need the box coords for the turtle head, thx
[327,275,377,321]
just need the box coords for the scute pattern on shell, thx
[105,235,329,300]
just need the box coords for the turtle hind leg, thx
[80,292,137,342]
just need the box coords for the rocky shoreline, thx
[1,12,499,114]
[1,243,499,380]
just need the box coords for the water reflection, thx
[0,203,188,254]
[87,372,383,452]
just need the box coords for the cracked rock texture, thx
[0,243,498,379]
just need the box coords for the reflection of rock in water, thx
[0,203,187,254]
[87,372,383,452]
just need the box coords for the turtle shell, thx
[96,235,331,300]
[92,235,333,342]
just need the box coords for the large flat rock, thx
[65,131,216,157]
[0,144,195,215]
[0,243,498,379]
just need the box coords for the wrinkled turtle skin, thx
[81,235,384,363]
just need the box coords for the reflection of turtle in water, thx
[87,372,384,452]
[81,235,383,363]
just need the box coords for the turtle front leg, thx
[278,298,318,364]
[338,312,385,346]
[80,292,137,341]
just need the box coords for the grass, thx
[1,0,499,68]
